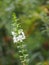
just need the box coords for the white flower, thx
[13,36,17,43]
[21,31,25,39]
[12,29,26,43]
[18,35,24,42]
[12,31,16,36]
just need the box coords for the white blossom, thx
[12,31,16,36]
[12,29,26,43]
[13,36,17,43]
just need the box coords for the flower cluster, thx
[11,13,29,65]
[12,29,25,43]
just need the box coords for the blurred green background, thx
[0,0,49,65]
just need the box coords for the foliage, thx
[0,0,49,65]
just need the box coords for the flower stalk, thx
[11,13,29,65]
